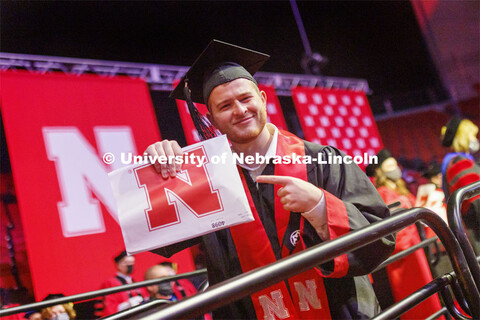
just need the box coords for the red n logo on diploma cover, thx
[134,146,223,230]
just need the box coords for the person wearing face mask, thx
[441,116,480,253]
[94,251,147,317]
[40,304,74,320]
[366,149,415,209]
[143,263,210,319]
[39,294,75,320]
[144,262,197,302]
[366,149,442,320]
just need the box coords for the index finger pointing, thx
[256,175,292,186]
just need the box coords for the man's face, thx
[207,78,267,144]
[145,265,175,298]
[116,256,135,275]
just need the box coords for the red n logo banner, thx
[0,71,195,299]
[134,146,223,230]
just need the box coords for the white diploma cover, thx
[109,135,254,254]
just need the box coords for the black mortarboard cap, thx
[170,40,270,104]
[366,149,393,177]
[114,250,127,263]
[42,293,65,301]
[377,149,393,165]
[170,40,269,141]
[442,115,462,147]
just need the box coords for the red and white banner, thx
[176,84,288,145]
[0,71,194,300]
[109,135,254,254]
[291,87,383,169]
[262,85,288,131]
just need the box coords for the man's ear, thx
[206,111,215,127]
[260,90,267,107]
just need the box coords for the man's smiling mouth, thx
[234,116,254,125]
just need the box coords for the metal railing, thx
[373,253,479,320]
[447,180,480,289]
[425,307,450,320]
[3,190,480,319]
[133,208,479,320]
[373,181,480,320]
[0,269,206,317]
[372,272,455,320]
[101,299,171,320]
[0,238,441,319]
[373,236,439,272]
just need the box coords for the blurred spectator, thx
[441,116,480,253]
[416,163,448,224]
[416,163,448,243]
[367,149,442,319]
[367,149,414,207]
[23,310,41,320]
[423,163,443,189]
[40,294,75,320]
[144,262,196,302]
[94,251,147,317]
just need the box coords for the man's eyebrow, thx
[213,98,231,109]
[214,91,253,108]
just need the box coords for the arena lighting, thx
[290,0,329,75]
[301,52,329,75]
[0,53,370,95]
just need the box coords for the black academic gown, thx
[153,142,395,319]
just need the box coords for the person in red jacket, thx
[367,149,443,320]
[144,262,197,302]
[441,116,480,253]
[95,251,147,317]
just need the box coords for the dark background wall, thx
[0,1,451,172]
[0,1,447,104]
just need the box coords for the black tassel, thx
[184,80,217,141]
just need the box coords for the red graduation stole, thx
[229,130,332,319]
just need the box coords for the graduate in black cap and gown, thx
[147,40,395,319]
